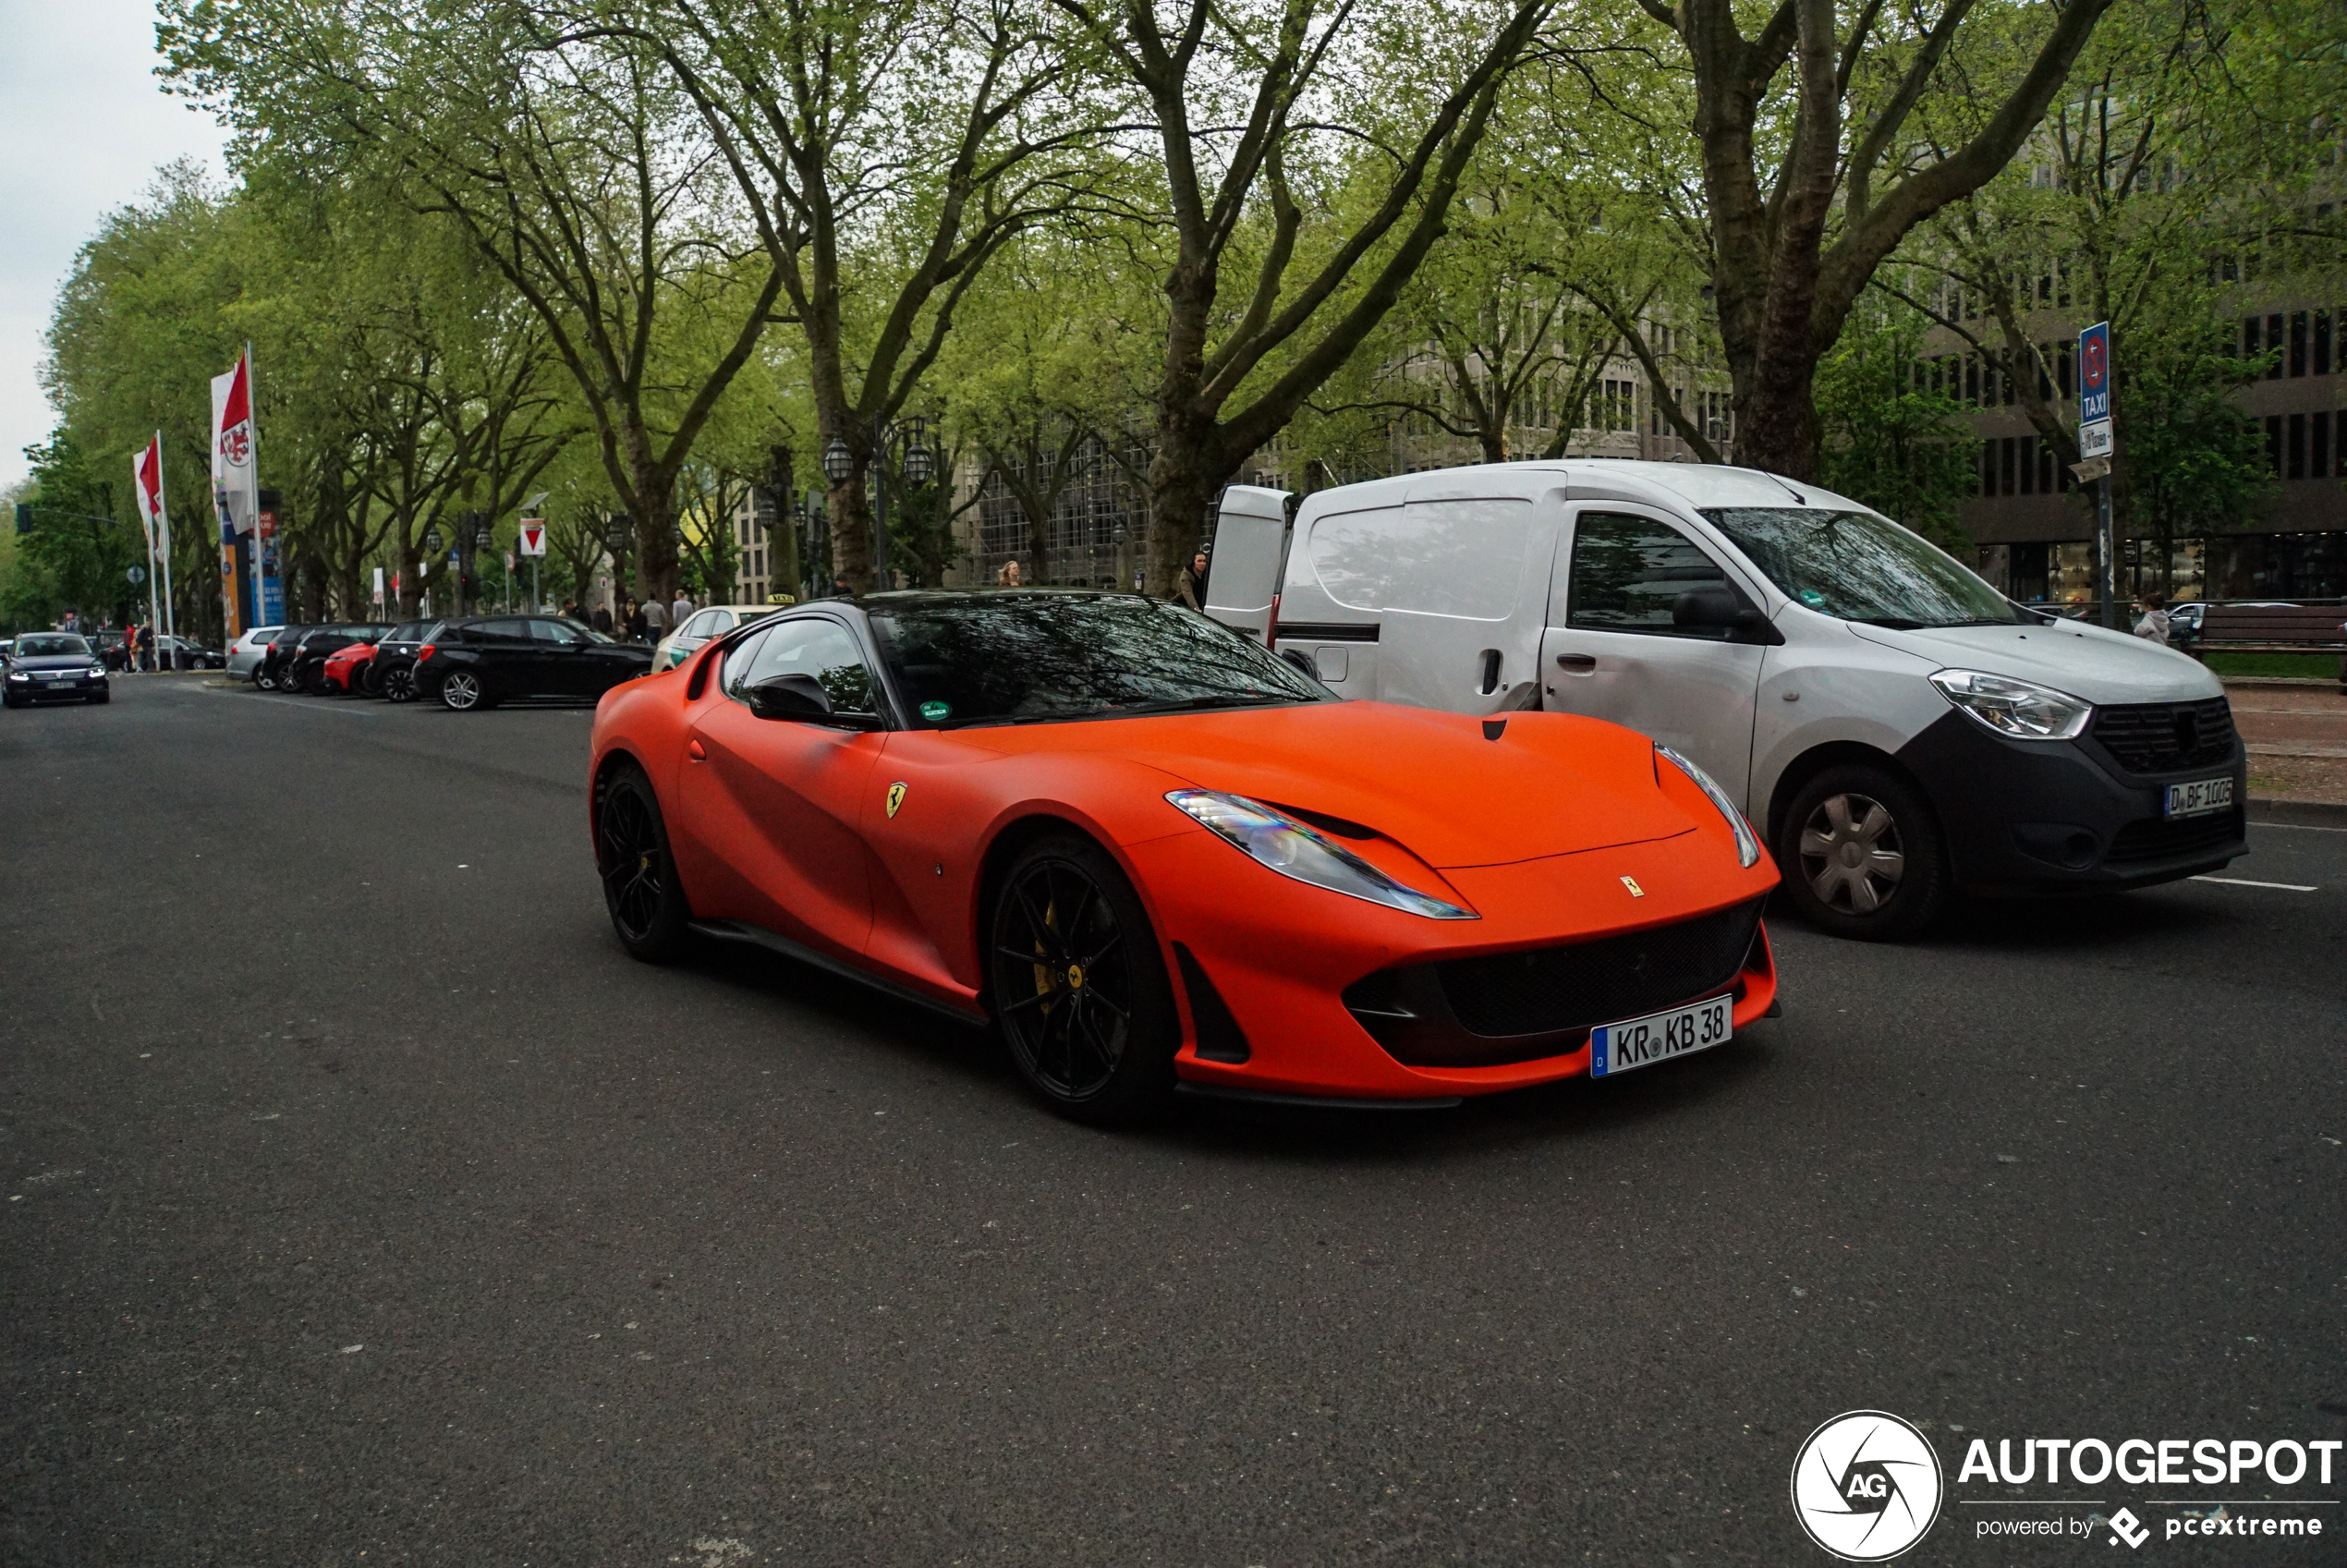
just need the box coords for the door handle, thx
[687,739,707,762]
[1555,653,1597,674]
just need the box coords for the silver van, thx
[1204,461,2245,938]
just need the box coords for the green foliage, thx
[3,434,142,629]
[2116,309,2271,565]
[1812,298,1980,548]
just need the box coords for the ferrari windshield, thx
[1701,508,2020,628]
[867,593,1328,728]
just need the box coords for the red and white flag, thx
[210,349,258,535]
[131,434,171,557]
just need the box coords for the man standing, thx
[670,588,692,628]
[643,593,669,644]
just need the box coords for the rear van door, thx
[1200,485,1295,641]
[1538,505,1769,808]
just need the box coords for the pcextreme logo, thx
[1791,1411,1944,1561]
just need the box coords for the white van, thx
[1204,461,2245,938]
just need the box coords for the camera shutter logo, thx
[1790,1410,1943,1561]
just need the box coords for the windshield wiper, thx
[1114,693,1296,716]
[1854,616,1927,629]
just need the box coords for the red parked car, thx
[322,638,378,694]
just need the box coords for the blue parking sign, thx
[2078,322,2110,423]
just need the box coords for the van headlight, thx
[1657,745,1759,867]
[1165,790,1476,919]
[1929,668,2091,740]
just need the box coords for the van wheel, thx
[1777,763,1948,941]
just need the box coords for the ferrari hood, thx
[958,700,1697,868]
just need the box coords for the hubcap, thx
[1798,792,1905,916]
[992,859,1130,1100]
[598,786,664,941]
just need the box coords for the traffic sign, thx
[127,565,146,584]
[2078,320,2112,457]
[518,518,547,556]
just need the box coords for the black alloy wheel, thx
[594,764,691,960]
[989,832,1179,1124]
[1776,761,1949,941]
[383,664,417,703]
[438,668,489,711]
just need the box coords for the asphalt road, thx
[4,675,2342,1567]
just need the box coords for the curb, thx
[2247,796,2347,829]
[2220,676,2344,690]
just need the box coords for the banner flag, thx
[372,566,386,605]
[210,351,258,537]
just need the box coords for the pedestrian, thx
[625,597,647,642]
[590,602,613,635]
[1175,551,1209,610]
[562,598,583,623]
[996,558,1023,588]
[670,588,693,627]
[2133,592,2170,646]
[139,623,157,672]
[643,594,669,643]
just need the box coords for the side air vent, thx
[1174,943,1252,1064]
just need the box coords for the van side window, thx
[1566,513,1733,638]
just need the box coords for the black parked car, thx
[283,623,394,695]
[155,636,225,670]
[4,632,110,707]
[418,615,653,711]
[366,621,441,702]
[252,625,318,690]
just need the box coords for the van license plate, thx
[2164,777,2233,820]
[1590,995,1732,1077]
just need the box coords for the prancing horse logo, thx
[1620,875,1644,897]
[885,781,908,819]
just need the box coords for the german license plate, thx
[2164,776,2233,819]
[1590,994,1733,1078]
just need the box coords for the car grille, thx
[2090,698,2235,774]
[2107,808,2243,867]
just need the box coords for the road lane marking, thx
[2190,875,2317,892]
[2249,820,2347,833]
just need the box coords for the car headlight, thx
[6,671,26,682]
[1656,745,1759,867]
[1929,668,2090,740]
[1165,789,1476,919]
[88,665,107,677]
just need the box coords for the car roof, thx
[1295,459,1878,519]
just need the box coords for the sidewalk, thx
[2227,680,2347,809]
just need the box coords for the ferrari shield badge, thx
[885,781,909,820]
[1619,875,1644,897]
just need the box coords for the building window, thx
[2317,310,2333,376]
[2315,411,2333,480]
[1965,359,1980,405]
[2057,451,2073,493]
[2287,413,2306,479]
[1980,440,1994,495]
[2290,310,2309,376]
[2000,436,2017,496]
[2244,316,2260,360]
[2018,435,2036,495]
[2266,415,2283,475]
[2267,314,2284,378]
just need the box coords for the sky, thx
[0,0,228,489]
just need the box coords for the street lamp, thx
[821,438,855,486]
[818,418,937,590]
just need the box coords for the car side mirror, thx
[1673,586,1781,644]
[745,673,834,721]
[745,673,884,730]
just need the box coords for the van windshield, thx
[1701,508,2020,628]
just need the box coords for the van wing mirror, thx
[1672,586,1783,644]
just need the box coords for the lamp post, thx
[822,416,934,591]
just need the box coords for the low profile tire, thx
[594,763,692,961]
[383,665,417,704]
[437,669,489,711]
[1777,762,1949,941]
[989,831,1180,1126]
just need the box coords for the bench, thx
[2183,604,2347,687]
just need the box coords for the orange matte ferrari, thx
[588,591,1781,1124]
